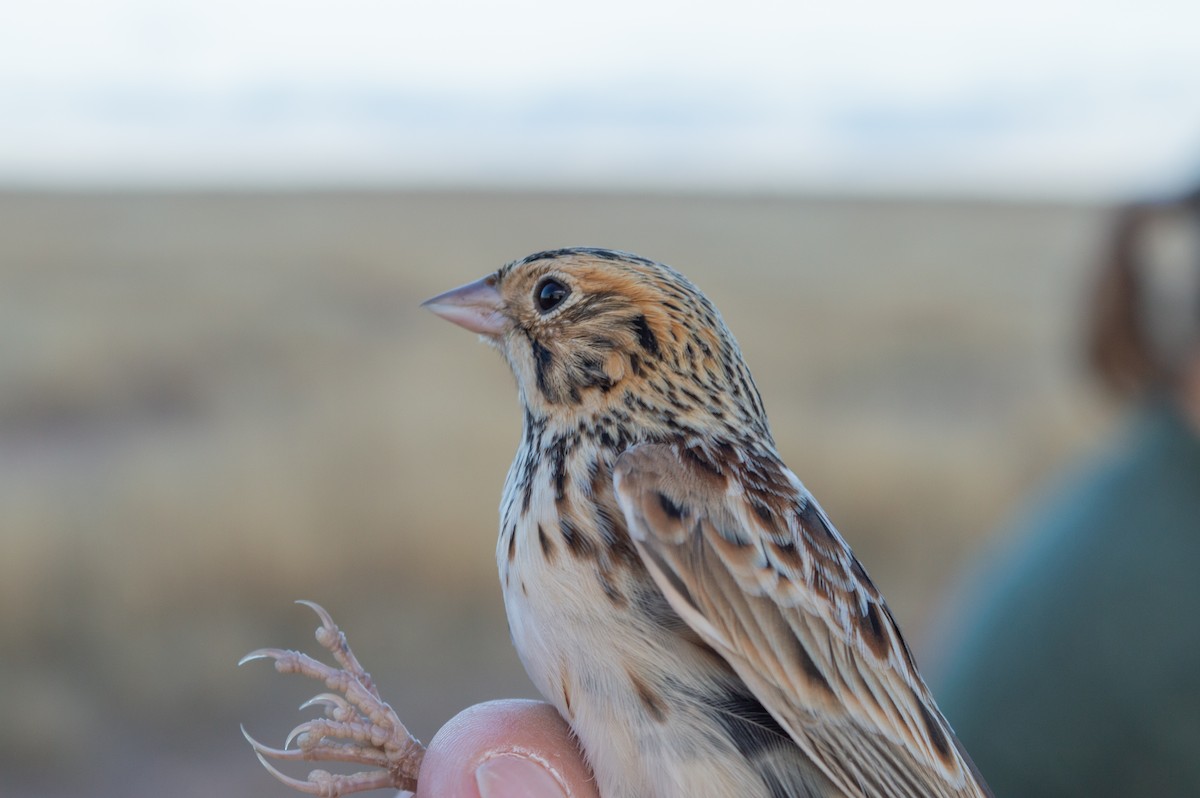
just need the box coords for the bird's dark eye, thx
[536,279,569,312]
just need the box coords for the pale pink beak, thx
[422,275,508,336]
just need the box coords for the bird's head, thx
[424,247,771,444]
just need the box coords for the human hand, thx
[413,699,599,798]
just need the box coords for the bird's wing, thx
[613,442,991,798]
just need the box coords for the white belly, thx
[500,523,781,798]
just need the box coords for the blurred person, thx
[933,186,1200,796]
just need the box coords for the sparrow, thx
[242,247,991,798]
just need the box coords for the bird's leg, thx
[241,601,426,796]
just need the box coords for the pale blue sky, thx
[3,0,1199,197]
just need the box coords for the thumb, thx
[414,699,598,798]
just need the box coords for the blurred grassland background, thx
[1,189,1115,797]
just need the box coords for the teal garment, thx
[935,401,1200,798]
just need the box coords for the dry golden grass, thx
[0,191,1113,797]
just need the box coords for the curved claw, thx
[296,599,336,631]
[297,600,343,656]
[239,647,304,670]
[253,750,400,797]
[284,724,308,752]
[239,648,283,667]
[300,693,354,718]
[243,724,307,762]
[253,752,334,797]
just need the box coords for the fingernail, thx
[476,753,568,798]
